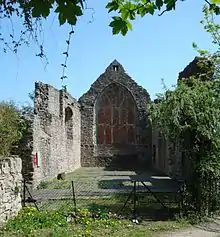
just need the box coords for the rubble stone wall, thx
[79,60,152,168]
[32,82,81,185]
[0,157,22,226]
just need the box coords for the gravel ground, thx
[156,217,220,237]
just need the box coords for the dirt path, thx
[156,217,220,237]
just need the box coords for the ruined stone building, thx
[20,58,203,186]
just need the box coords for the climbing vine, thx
[61,26,74,87]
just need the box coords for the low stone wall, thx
[0,157,22,226]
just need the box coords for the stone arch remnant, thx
[96,83,137,145]
[79,60,152,169]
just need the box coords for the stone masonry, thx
[0,157,22,226]
[19,57,207,185]
[79,60,152,168]
[31,82,81,185]
[178,56,214,82]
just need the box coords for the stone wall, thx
[178,56,214,82]
[32,82,81,185]
[79,60,152,168]
[0,157,22,226]
[17,108,34,184]
[151,125,184,180]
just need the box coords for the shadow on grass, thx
[98,179,132,190]
[34,192,180,222]
[74,194,179,221]
[86,200,179,221]
[101,153,146,172]
[98,176,180,193]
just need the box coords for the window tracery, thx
[97,83,137,145]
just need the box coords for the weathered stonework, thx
[17,109,34,184]
[79,60,152,168]
[178,56,214,82]
[152,123,192,180]
[0,157,22,226]
[17,58,202,184]
[32,82,81,185]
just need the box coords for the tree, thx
[0,0,220,54]
[107,0,220,35]
[150,77,220,216]
[149,5,220,217]
[0,101,26,156]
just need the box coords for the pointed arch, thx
[96,83,137,145]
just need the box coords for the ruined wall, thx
[79,60,152,168]
[178,56,214,82]
[152,125,169,174]
[17,109,34,184]
[0,157,22,226]
[32,82,81,184]
[151,125,184,180]
[151,57,206,180]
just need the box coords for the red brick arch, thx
[97,83,137,145]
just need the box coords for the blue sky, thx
[0,0,217,106]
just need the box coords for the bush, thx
[0,101,26,156]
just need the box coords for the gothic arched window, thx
[97,83,137,145]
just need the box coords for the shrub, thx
[0,101,26,156]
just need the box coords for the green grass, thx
[0,198,190,237]
[22,169,188,236]
[36,168,134,190]
[37,179,72,190]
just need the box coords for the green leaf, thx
[29,0,52,18]
[137,2,156,16]
[192,42,198,49]
[32,7,41,17]
[55,1,83,26]
[126,20,132,30]
[211,0,220,4]
[164,0,176,11]
[156,0,163,10]
[214,6,220,15]
[41,6,50,18]
[120,8,130,19]
[106,1,120,13]
[109,16,131,35]
[146,2,155,15]
[67,15,77,25]
[59,12,66,25]
[198,49,210,56]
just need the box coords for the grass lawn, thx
[4,169,190,236]
[0,198,190,237]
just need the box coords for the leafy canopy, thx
[0,0,220,50]
[107,0,220,35]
